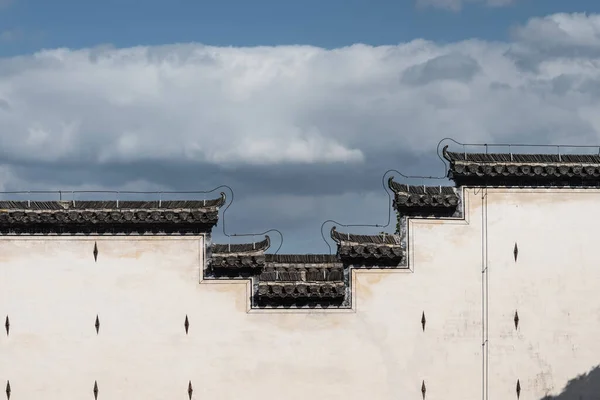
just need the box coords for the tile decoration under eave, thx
[330,226,405,266]
[387,176,459,217]
[443,145,600,187]
[0,194,226,235]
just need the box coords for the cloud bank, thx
[1,12,599,252]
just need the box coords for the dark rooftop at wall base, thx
[2,146,600,308]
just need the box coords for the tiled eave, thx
[264,254,342,268]
[0,194,226,235]
[388,177,459,216]
[208,233,410,306]
[261,254,343,281]
[258,254,344,299]
[209,254,267,269]
[330,226,404,264]
[257,282,345,299]
[443,146,600,186]
[209,236,270,269]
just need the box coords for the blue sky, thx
[1,0,598,56]
[1,1,600,252]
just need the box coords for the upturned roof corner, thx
[0,192,227,234]
[209,236,270,269]
[443,144,600,186]
[330,226,404,265]
[388,176,459,216]
[211,235,271,255]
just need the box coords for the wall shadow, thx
[541,365,600,400]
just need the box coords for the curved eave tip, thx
[217,192,227,207]
[330,226,342,243]
[441,145,452,162]
[387,176,397,192]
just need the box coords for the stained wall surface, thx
[485,188,600,399]
[0,188,598,399]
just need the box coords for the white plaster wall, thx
[0,187,595,399]
[486,188,600,399]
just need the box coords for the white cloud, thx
[2,18,599,170]
[416,0,515,12]
[0,44,367,166]
[510,13,600,60]
[0,13,600,251]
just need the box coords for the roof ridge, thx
[442,145,600,164]
[330,226,400,245]
[211,236,270,254]
[388,177,456,195]
[0,193,227,210]
[442,145,600,186]
[265,254,340,264]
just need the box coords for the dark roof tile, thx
[388,178,456,195]
[443,149,600,164]
[443,145,600,186]
[265,254,340,264]
[330,226,400,245]
[330,227,404,264]
[209,255,266,269]
[0,194,226,234]
[211,236,270,254]
[257,282,345,299]
[0,194,226,211]
[388,177,459,212]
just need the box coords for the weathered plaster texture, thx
[1,188,599,399]
[484,188,600,399]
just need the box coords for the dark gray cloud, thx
[0,13,600,252]
[402,53,481,85]
[0,98,10,111]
